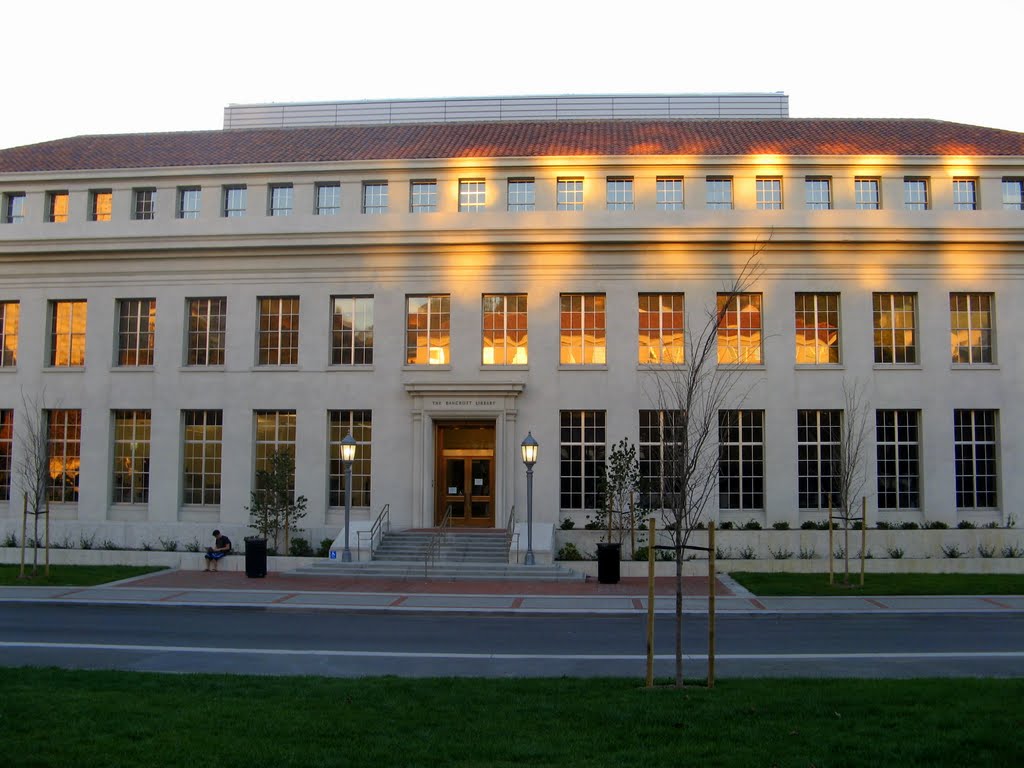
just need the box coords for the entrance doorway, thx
[435,422,495,526]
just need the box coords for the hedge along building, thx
[0,93,1023,553]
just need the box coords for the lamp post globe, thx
[520,432,538,565]
[340,434,357,562]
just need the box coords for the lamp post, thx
[520,432,538,565]
[340,434,356,562]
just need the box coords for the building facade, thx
[1,95,1022,548]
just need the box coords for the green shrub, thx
[886,546,905,559]
[159,537,179,552]
[1001,544,1024,558]
[738,545,756,560]
[185,538,202,553]
[876,520,895,530]
[977,543,996,558]
[719,521,735,530]
[899,521,920,530]
[771,521,790,530]
[3,532,17,548]
[800,520,819,530]
[558,543,585,561]
[289,537,314,557]
[941,544,964,558]
[79,534,96,550]
[798,546,817,560]
[742,519,763,530]
[317,538,334,558]
[100,539,122,551]
[926,520,949,530]
[956,520,976,529]
[982,522,999,529]
[769,546,793,560]
[559,517,576,530]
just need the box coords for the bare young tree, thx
[644,242,767,687]
[14,388,51,578]
[832,378,872,583]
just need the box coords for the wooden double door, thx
[434,422,495,527]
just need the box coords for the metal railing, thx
[424,505,452,576]
[357,503,390,561]
[504,505,520,563]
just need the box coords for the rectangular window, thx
[268,184,293,216]
[507,179,535,212]
[116,298,156,366]
[112,409,151,504]
[904,178,929,210]
[405,295,450,365]
[482,294,528,365]
[132,189,156,220]
[606,178,634,211]
[718,409,765,510]
[795,293,840,364]
[953,178,978,211]
[177,187,201,219]
[328,410,372,507]
[0,409,12,501]
[950,293,993,365]
[638,293,684,364]
[459,180,486,212]
[49,300,87,367]
[223,185,247,217]
[47,409,81,502]
[254,410,296,499]
[557,178,584,211]
[410,181,437,213]
[706,177,733,209]
[756,178,782,210]
[1002,178,1024,210]
[559,293,606,365]
[91,190,112,221]
[315,183,341,216]
[2,192,25,223]
[656,178,684,211]
[873,292,917,364]
[257,297,300,366]
[639,409,683,509]
[875,409,920,509]
[559,410,606,510]
[330,296,374,365]
[717,293,763,364]
[183,410,223,506]
[362,182,388,214]
[797,410,841,509]
[805,178,831,210]
[954,409,998,509]
[0,301,18,367]
[186,297,226,366]
[48,191,69,223]
[855,178,881,210]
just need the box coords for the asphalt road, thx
[1,603,1021,678]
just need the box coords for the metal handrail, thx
[356,503,390,560]
[504,504,516,560]
[425,505,452,576]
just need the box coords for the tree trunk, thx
[675,545,684,686]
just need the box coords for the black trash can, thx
[596,542,621,584]
[245,536,267,578]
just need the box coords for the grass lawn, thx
[0,565,166,587]
[729,571,1024,596]
[0,670,1020,767]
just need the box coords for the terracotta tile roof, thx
[1,119,1022,173]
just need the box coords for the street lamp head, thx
[520,431,539,468]
[340,434,357,465]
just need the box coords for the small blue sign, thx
[329,550,337,559]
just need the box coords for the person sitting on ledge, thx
[204,530,232,572]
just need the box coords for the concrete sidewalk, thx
[1,568,1022,615]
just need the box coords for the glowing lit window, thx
[876,409,920,510]
[805,178,831,210]
[559,293,605,365]
[482,294,527,365]
[507,179,535,211]
[0,301,18,367]
[904,178,928,210]
[187,297,226,366]
[1002,178,1024,210]
[706,177,733,209]
[112,410,151,504]
[795,293,840,364]
[257,297,300,366]
[557,178,584,211]
[49,300,87,367]
[2,193,25,223]
[459,180,486,212]
[254,410,297,499]
[183,410,222,506]
[410,181,437,213]
[873,292,917,364]
[797,410,841,510]
[329,410,372,507]
[719,410,764,510]
[638,293,684,364]
[331,296,374,365]
[177,187,201,219]
[656,178,683,211]
[48,191,69,223]
[116,298,155,366]
[717,293,762,364]
[406,295,450,365]
[269,184,293,216]
[133,189,155,220]
[953,178,977,211]
[362,182,388,214]
[316,183,340,215]
[855,178,880,210]
[559,410,606,510]
[223,185,247,217]
[950,293,993,365]
[0,409,11,502]
[91,190,112,221]
[954,409,998,509]
[756,178,782,210]
[606,178,634,211]
[46,409,81,502]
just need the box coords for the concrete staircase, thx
[292,528,584,582]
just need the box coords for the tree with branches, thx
[14,388,52,578]
[245,449,308,554]
[831,378,872,583]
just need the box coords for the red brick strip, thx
[389,596,408,607]
[271,593,299,604]
[749,599,767,610]
[159,591,189,602]
[511,597,524,609]
[632,598,644,610]
[866,598,889,609]
[982,597,1012,609]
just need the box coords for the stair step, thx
[292,560,584,582]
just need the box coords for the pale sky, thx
[3,0,1022,150]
